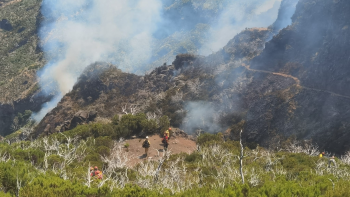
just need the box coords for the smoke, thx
[182,0,299,133]
[200,0,282,55]
[33,0,162,122]
[181,101,221,134]
[271,0,299,33]
[31,94,62,122]
[33,0,298,123]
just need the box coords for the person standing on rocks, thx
[142,136,151,156]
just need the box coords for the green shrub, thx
[141,119,158,134]
[47,154,64,167]
[119,113,146,134]
[185,152,202,163]
[112,114,120,125]
[20,175,109,197]
[280,153,317,172]
[95,136,113,147]
[96,146,110,157]
[159,115,170,134]
[197,133,223,145]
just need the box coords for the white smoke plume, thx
[39,0,162,95]
[33,0,162,122]
[33,0,297,123]
[200,0,282,55]
[182,101,221,134]
[31,94,62,122]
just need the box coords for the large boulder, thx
[61,110,97,131]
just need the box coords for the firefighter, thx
[162,134,169,151]
[142,136,151,156]
[319,152,325,158]
[164,127,171,138]
[91,166,103,179]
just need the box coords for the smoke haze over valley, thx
[1,0,349,155]
[2,0,350,196]
[33,0,295,122]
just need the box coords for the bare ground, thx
[123,135,197,167]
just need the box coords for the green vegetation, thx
[36,113,170,141]
[0,0,44,102]
[2,124,350,196]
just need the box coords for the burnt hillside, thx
[244,0,350,153]
[34,28,271,137]
[34,0,350,154]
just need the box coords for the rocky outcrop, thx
[171,128,188,138]
[63,110,97,131]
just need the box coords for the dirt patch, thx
[123,135,197,167]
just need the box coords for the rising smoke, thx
[33,0,298,123]
[33,0,163,121]
[182,101,221,134]
[200,0,282,55]
[182,0,300,133]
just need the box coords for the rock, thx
[171,128,188,138]
[63,110,98,130]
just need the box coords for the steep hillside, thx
[0,0,44,102]
[27,0,350,155]
[243,0,350,153]
[34,28,271,137]
[0,0,52,136]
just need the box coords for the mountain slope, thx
[0,0,52,136]
[243,0,350,153]
[34,28,271,137]
[33,0,350,154]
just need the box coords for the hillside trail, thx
[1,0,22,7]
[123,135,197,167]
[241,64,350,100]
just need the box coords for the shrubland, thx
[1,114,350,196]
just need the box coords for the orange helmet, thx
[90,167,94,170]
[94,166,98,170]
[169,128,172,130]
